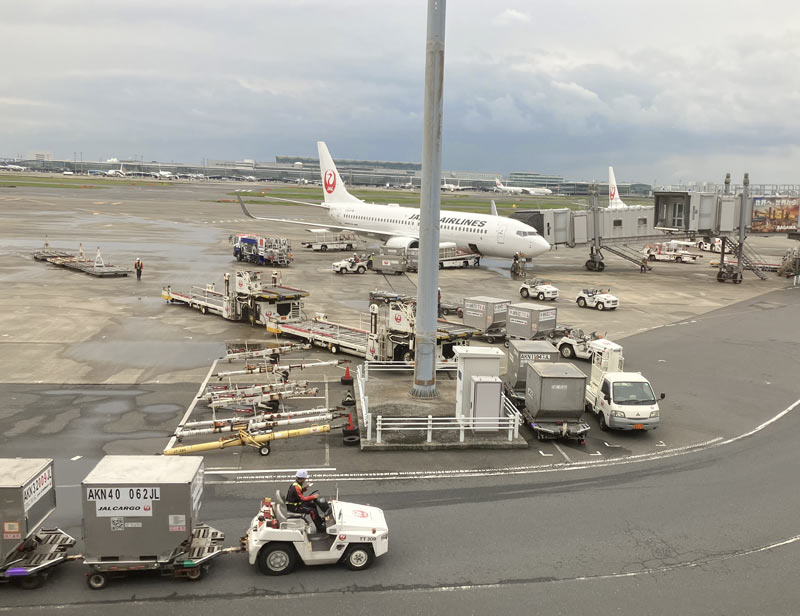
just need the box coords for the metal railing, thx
[375,408,520,444]
[363,361,458,378]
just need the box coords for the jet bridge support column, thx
[585,184,605,271]
[411,0,446,399]
[736,173,749,278]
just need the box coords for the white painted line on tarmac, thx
[206,467,336,475]
[538,450,553,457]
[603,441,621,448]
[70,455,82,461]
[163,358,219,452]
[656,440,666,447]
[553,444,571,462]
[589,451,602,456]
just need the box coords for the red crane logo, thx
[324,170,336,194]
[610,186,616,199]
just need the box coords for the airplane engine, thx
[384,236,419,250]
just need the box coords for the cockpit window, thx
[516,230,537,237]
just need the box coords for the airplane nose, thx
[531,236,550,255]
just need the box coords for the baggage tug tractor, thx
[524,363,590,443]
[245,490,388,575]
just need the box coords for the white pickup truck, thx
[585,372,664,431]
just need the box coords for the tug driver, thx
[286,469,326,533]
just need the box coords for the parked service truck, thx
[524,362,590,443]
[583,342,664,431]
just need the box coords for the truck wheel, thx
[520,288,530,298]
[342,544,375,571]
[87,572,108,590]
[577,298,587,307]
[648,254,656,261]
[486,335,495,344]
[357,266,366,274]
[599,413,609,431]
[185,566,204,581]
[537,292,545,301]
[259,445,271,456]
[560,344,574,359]
[330,344,339,354]
[596,302,605,311]
[257,543,297,576]
[346,244,354,250]
[200,305,207,314]
[320,245,328,252]
[402,350,414,363]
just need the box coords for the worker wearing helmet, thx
[286,469,325,533]
[134,258,143,281]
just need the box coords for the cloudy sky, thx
[2,0,799,184]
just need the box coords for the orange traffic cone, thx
[340,363,353,385]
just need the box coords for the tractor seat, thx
[274,490,307,519]
[273,502,308,529]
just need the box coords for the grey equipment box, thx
[504,340,559,393]
[462,296,510,332]
[524,362,587,421]
[506,303,557,340]
[0,459,56,563]
[82,456,205,563]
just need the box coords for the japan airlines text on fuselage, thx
[327,202,549,259]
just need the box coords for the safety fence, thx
[355,362,521,444]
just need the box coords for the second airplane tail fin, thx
[318,142,362,205]
[608,166,628,209]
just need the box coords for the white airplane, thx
[1,164,27,172]
[494,178,552,196]
[607,166,629,209]
[152,168,174,180]
[238,142,551,261]
[441,179,471,192]
[104,164,126,178]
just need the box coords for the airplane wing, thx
[237,196,416,241]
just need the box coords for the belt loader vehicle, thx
[233,234,293,267]
[0,458,76,589]
[244,489,388,576]
[524,362,590,443]
[269,293,478,362]
[163,270,308,326]
[584,342,664,431]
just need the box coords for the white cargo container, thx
[505,303,557,340]
[81,455,224,589]
[0,458,75,588]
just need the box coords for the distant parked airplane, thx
[441,180,471,192]
[495,178,552,196]
[607,167,629,209]
[105,164,126,177]
[0,164,27,172]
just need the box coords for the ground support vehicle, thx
[406,243,481,271]
[244,490,388,576]
[461,296,510,344]
[302,231,359,252]
[332,257,368,274]
[584,341,663,431]
[439,299,463,317]
[81,456,225,589]
[163,270,309,325]
[0,459,76,589]
[519,278,559,301]
[505,303,558,341]
[644,242,701,263]
[502,340,559,411]
[222,341,311,363]
[33,246,131,277]
[551,330,620,361]
[232,234,293,267]
[576,289,619,311]
[715,263,743,284]
[269,295,478,362]
[524,363,590,443]
[372,249,406,276]
[696,238,723,252]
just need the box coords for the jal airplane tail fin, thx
[607,166,628,209]
[318,142,362,205]
[495,178,504,189]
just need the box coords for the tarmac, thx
[0,179,796,464]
